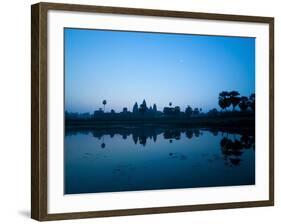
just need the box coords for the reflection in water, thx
[66,127,200,147]
[65,126,255,194]
[220,133,254,167]
[66,126,254,150]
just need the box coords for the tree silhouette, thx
[218,99,226,111]
[102,100,107,111]
[169,102,172,107]
[239,96,248,111]
[248,93,255,112]
[218,91,231,111]
[193,108,199,115]
[229,91,240,111]
[185,105,193,117]
[174,106,180,115]
[208,108,218,117]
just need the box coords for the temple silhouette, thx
[65,91,255,129]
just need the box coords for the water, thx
[64,126,255,194]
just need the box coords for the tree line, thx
[218,91,255,112]
[65,91,255,120]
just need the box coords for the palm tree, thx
[218,91,231,111]
[239,96,249,112]
[102,100,107,111]
[219,99,226,111]
[229,91,240,111]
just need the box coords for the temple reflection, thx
[66,126,254,161]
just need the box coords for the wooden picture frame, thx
[31,2,274,221]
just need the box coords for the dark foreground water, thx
[64,126,255,194]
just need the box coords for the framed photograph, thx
[31,2,274,221]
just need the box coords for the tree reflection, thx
[163,129,181,140]
[220,132,255,166]
[65,126,254,159]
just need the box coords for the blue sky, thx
[64,28,255,113]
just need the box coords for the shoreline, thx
[65,115,254,129]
